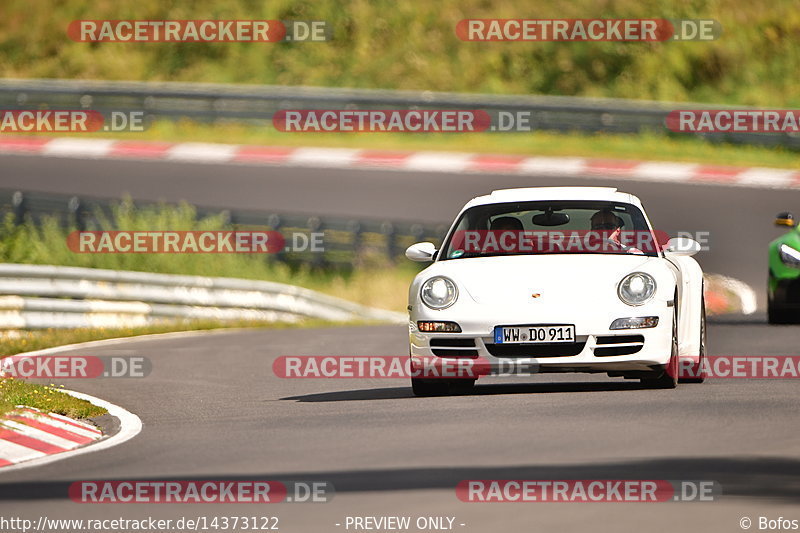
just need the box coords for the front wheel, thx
[641,308,679,389]
[680,294,707,384]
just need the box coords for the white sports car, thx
[406,187,706,396]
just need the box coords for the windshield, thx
[440,200,661,259]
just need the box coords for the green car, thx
[768,212,800,324]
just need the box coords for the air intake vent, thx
[593,335,645,357]
[486,342,586,358]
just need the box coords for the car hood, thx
[424,254,660,305]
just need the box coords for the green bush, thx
[1,0,798,106]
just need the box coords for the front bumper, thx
[409,307,673,377]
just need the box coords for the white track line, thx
[403,152,473,172]
[0,439,45,463]
[518,157,588,176]
[166,143,238,162]
[42,139,115,158]
[0,420,80,450]
[2,137,800,190]
[288,147,361,167]
[15,411,102,439]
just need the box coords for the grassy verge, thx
[0,378,105,419]
[24,121,800,169]
[3,0,799,107]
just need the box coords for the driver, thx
[590,209,623,231]
[590,209,643,254]
[490,216,524,232]
[489,216,524,254]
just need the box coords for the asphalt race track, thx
[0,322,798,531]
[0,154,799,532]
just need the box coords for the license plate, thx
[494,324,576,344]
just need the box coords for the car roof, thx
[462,187,641,209]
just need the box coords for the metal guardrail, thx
[0,78,797,148]
[0,189,448,269]
[0,264,406,329]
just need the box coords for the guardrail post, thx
[67,196,86,231]
[381,222,397,262]
[347,220,362,265]
[307,216,326,269]
[11,191,27,225]
[410,224,425,245]
[268,214,285,264]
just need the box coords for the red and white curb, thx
[0,341,144,471]
[0,389,141,472]
[0,406,102,467]
[1,136,799,190]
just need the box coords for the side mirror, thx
[405,242,437,262]
[775,212,796,228]
[665,237,701,257]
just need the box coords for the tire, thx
[767,301,796,324]
[680,294,707,383]
[642,306,679,389]
[448,379,476,395]
[411,378,475,396]
[411,378,448,396]
[767,274,799,324]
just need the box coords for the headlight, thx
[417,321,461,332]
[420,277,458,309]
[618,272,656,306]
[779,244,800,267]
[610,316,659,329]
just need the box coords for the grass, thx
[0,378,105,419]
[22,120,800,170]
[0,203,422,312]
[1,0,800,107]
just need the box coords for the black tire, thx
[448,379,476,395]
[411,378,476,396]
[642,307,679,389]
[767,274,799,324]
[411,378,448,396]
[767,301,796,324]
[680,294,707,383]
